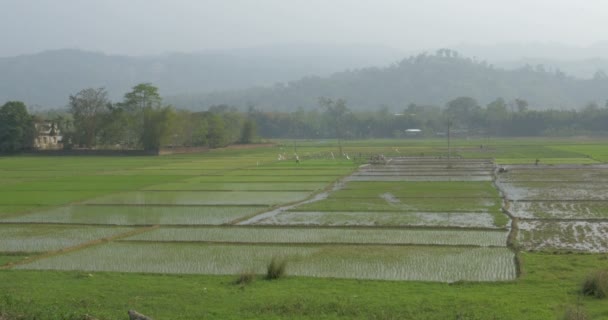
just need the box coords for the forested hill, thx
[0,45,403,108]
[170,50,608,111]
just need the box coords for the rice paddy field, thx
[2,138,608,319]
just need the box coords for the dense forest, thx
[179,49,608,111]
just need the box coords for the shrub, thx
[581,269,608,298]
[562,305,588,320]
[266,258,287,280]
[235,271,256,285]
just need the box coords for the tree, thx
[68,87,110,147]
[141,106,176,150]
[515,99,529,113]
[123,83,162,111]
[444,96,481,129]
[0,101,35,152]
[207,113,227,148]
[240,119,257,144]
[120,83,163,148]
[485,98,509,135]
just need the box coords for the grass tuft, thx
[266,257,287,280]
[561,305,588,320]
[235,271,256,286]
[581,269,608,298]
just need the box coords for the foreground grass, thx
[0,253,607,319]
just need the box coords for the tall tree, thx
[141,106,176,150]
[123,83,162,111]
[121,83,163,148]
[239,119,257,144]
[207,113,227,148]
[0,101,35,152]
[68,87,109,147]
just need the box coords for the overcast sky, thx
[1,0,607,57]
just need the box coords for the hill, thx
[169,50,608,111]
[0,45,404,108]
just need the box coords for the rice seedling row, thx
[0,225,134,252]
[17,242,516,282]
[252,211,502,229]
[331,181,499,198]
[84,191,312,206]
[142,182,326,191]
[346,176,493,182]
[124,226,508,247]
[1,205,264,225]
[518,220,608,253]
[293,198,502,215]
[497,181,608,201]
[507,200,608,219]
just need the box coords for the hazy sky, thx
[1,0,607,57]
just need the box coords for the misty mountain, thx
[452,42,608,78]
[171,50,608,111]
[0,45,404,108]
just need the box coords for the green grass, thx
[84,191,312,206]
[1,253,607,319]
[0,253,30,266]
[143,181,327,191]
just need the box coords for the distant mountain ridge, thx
[1,44,608,111]
[0,45,405,108]
[172,50,608,111]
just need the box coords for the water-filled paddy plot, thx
[1,156,524,281]
[497,164,608,252]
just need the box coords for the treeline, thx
[0,84,257,152]
[249,96,608,138]
[3,88,608,153]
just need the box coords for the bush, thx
[581,269,608,298]
[266,258,287,280]
[235,271,256,285]
[562,305,588,320]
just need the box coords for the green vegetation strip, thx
[0,225,134,252]
[1,205,265,225]
[124,227,508,247]
[255,211,503,228]
[17,242,516,282]
[84,191,312,206]
[143,182,327,191]
[334,181,499,198]
[1,253,607,319]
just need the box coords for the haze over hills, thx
[1,43,608,111]
[0,44,405,109]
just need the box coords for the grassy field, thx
[1,138,608,319]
